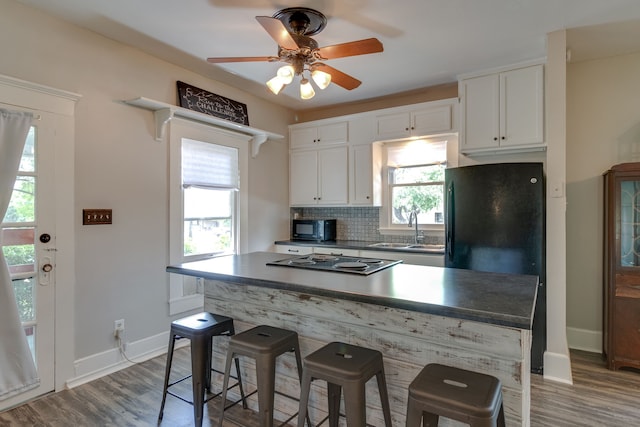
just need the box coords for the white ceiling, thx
[18,0,640,110]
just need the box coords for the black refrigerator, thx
[444,162,546,374]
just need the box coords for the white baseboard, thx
[543,351,574,384]
[567,327,602,353]
[66,331,189,389]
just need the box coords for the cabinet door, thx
[604,166,640,370]
[317,121,348,145]
[350,144,381,206]
[612,297,640,365]
[359,250,444,266]
[412,105,453,136]
[290,150,318,205]
[500,65,544,147]
[460,74,500,151]
[290,126,318,149]
[376,112,411,140]
[348,115,375,145]
[318,146,348,205]
[274,244,313,255]
[313,247,359,256]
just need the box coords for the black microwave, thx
[291,219,337,241]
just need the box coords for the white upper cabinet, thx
[460,64,544,154]
[290,121,348,149]
[288,98,457,207]
[350,143,382,206]
[290,146,348,206]
[376,103,453,141]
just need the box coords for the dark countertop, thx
[167,252,538,330]
[274,239,445,255]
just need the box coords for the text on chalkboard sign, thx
[176,81,249,126]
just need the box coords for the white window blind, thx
[386,140,446,167]
[182,138,239,190]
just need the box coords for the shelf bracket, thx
[153,108,173,141]
[251,134,268,158]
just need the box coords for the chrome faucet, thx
[408,210,423,244]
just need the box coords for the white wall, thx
[0,0,292,379]
[566,50,640,352]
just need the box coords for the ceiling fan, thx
[206,7,384,99]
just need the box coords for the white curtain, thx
[0,109,39,400]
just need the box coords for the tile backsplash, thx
[291,207,443,244]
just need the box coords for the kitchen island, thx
[168,251,538,426]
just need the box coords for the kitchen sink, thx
[367,242,411,248]
[405,244,445,250]
[367,242,445,252]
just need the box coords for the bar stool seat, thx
[218,324,311,427]
[297,341,392,427]
[406,363,505,427]
[158,312,246,427]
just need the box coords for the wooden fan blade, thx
[316,38,383,60]
[207,56,276,63]
[313,63,361,90]
[255,16,299,50]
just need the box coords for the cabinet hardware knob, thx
[501,136,506,140]
[494,137,498,141]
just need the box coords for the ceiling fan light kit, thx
[266,76,285,95]
[206,7,383,100]
[311,69,331,89]
[299,78,315,100]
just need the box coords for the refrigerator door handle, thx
[446,181,454,260]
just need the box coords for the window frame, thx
[379,134,457,236]
[388,164,446,226]
[168,118,250,314]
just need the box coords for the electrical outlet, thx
[114,319,125,338]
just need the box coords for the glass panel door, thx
[619,179,640,267]
[1,118,55,409]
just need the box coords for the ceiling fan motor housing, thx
[273,7,327,36]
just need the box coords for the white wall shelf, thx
[123,97,284,157]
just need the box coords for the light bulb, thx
[311,69,331,89]
[266,76,285,95]
[277,65,295,85]
[300,78,315,100]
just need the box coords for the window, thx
[380,137,450,233]
[169,119,250,314]
[181,138,238,259]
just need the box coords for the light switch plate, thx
[83,209,112,225]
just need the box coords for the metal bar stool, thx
[218,324,311,427]
[406,363,505,427]
[158,312,247,427]
[297,341,392,427]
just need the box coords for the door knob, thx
[42,263,53,273]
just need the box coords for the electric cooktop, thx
[266,254,402,275]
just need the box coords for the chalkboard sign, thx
[176,81,249,126]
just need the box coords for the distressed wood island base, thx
[168,252,537,426]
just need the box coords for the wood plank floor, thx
[0,349,638,426]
